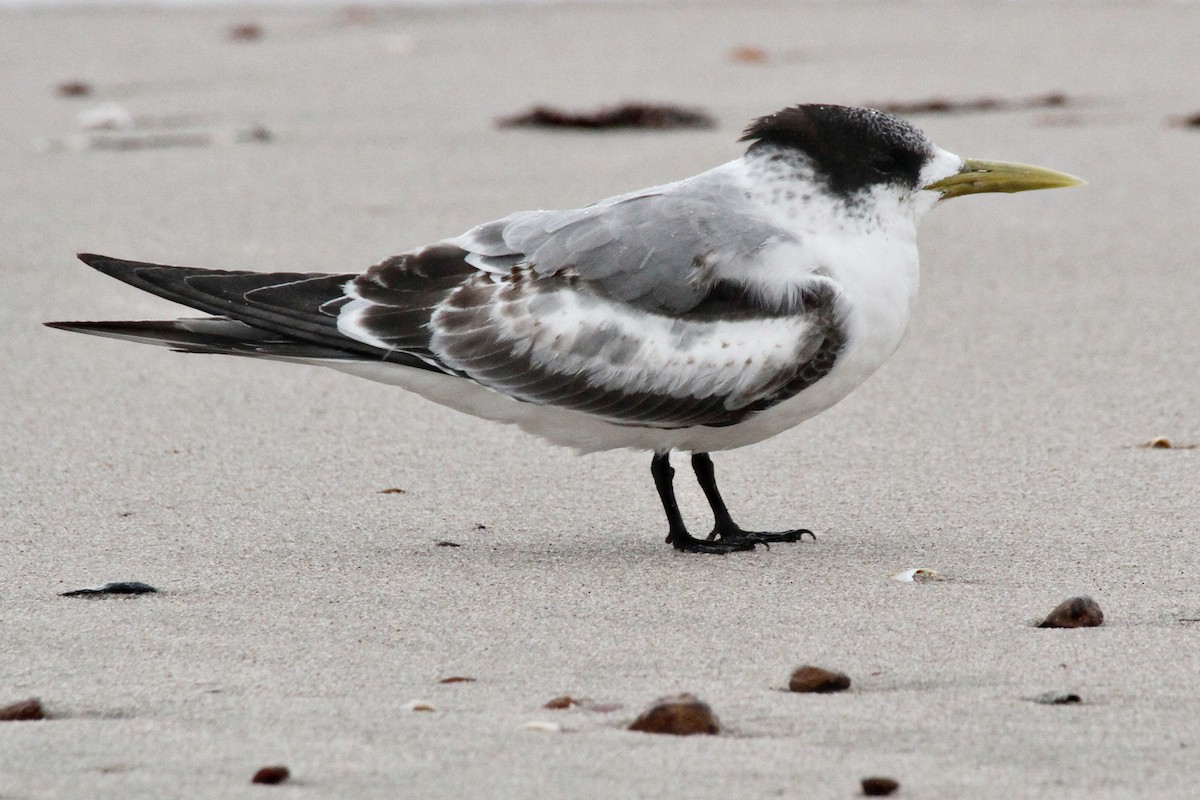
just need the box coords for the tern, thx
[48,104,1082,553]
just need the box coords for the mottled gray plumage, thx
[455,176,791,314]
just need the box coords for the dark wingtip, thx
[77,252,114,268]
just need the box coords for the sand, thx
[1,2,1198,798]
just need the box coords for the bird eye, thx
[871,152,901,175]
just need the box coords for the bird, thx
[47,104,1082,554]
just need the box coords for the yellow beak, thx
[924,158,1085,199]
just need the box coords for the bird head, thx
[741,104,1083,217]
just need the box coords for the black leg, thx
[651,452,758,554]
[691,452,815,544]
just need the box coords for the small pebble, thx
[377,487,406,494]
[730,45,768,63]
[1032,691,1082,705]
[405,700,436,712]
[251,765,289,785]
[789,665,852,693]
[1038,596,1104,628]
[544,695,578,709]
[438,676,474,684]
[628,693,719,736]
[0,698,45,721]
[61,581,157,597]
[435,541,461,548]
[861,776,900,796]
[228,23,263,41]
[1138,437,1196,449]
[56,80,92,97]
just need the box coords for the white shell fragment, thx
[35,126,271,154]
[892,567,940,583]
[405,700,436,712]
[520,721,562,733]
[77,102,135,131]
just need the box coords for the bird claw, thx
[666,529,761,554]
[706,525,815,544]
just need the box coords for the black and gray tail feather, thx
[44,317,357,359]
[46,254,434,370]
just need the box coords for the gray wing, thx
[451,175,794,314]
[342,173,846,430]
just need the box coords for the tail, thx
[44,317,356,359]
[45,254,433,369]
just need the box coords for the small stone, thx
[251,765,289,785]
[628,693,719,736]
[56,80,92,97]
[861,776,900,796]
[730,45,768,63]
[435,541,461,548]
[789,665,851,693]
[543,695,578,709]
[61,581,157,597]
[1032,691,1082,705]
[228,23,263,41]
[405,700,436,712]
[0,699,45,721]
[438,676,474,684]
[377,487,406,494]
[1038,596,1104,628]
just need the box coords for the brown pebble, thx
[1038,596,1104,628]
[251,765,289,785]
[628,693,719,736]
[861,776,900,796]
[543,695,578,709]
[0,698,45,721]
[730,45,768,63]
[788,665,851,693]
[56,81,92,97]
[228,23,263,42]
[377,487,406,494]
[439,676,474,684]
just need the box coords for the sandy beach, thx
[1,1,1198,797]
